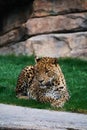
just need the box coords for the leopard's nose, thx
[39,80,44,83]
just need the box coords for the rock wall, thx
[0,0,87,58]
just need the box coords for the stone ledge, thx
[32,0,87,18]
[0,104,87,130]
[26,12,87,36]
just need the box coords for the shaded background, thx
[0,0,87,58]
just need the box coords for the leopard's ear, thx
[54,58,58,64]
[35,56,42,63]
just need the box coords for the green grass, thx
[0,55,87,113]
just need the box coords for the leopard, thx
[16,57,69,107]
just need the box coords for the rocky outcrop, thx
[0,32,87,58]
[32,0,87,17]
[27,32,87,58]
[26,12,87,36]
[0,0,87,58]
[0,26,26,47]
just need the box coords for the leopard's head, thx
[34,57,58,88]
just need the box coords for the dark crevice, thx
[0,0,34,14]
[67,128,79,130]
[0,127,35,130]
[28,29,87,39]
[0,27,20,36]
[0,0,34,35]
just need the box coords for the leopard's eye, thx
[45,70,49,73]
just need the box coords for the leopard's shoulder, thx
[16,65,34,97]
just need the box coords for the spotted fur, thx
[16,57,69,107]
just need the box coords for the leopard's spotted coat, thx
[16,57,69,107]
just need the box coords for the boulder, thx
[32,0,87,17]
[26,35,70,58]
[26,13,87,36]
[0,32,87,58]
[26,32,87,58]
